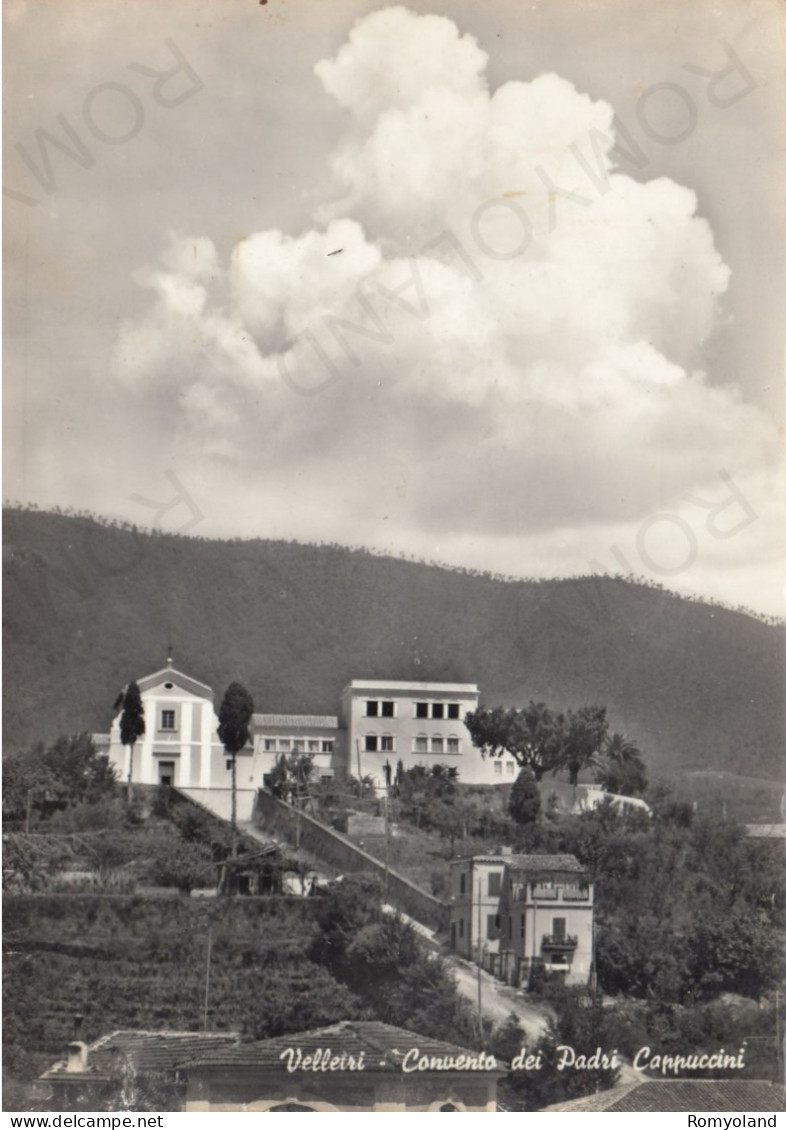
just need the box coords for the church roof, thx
[137,665,214,700]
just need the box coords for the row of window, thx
[455,915,568,942]
[459,871,502,897]
[364,699,463,720]
[262,738,335,754]
[416,701,461,720]
[364,734,462,754]
[459,873,589,901]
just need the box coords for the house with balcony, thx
[448,852,594,988]
[498,854,593,987]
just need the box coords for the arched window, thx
[266,1103,317,1112]
[431,735,444,754]
[414,734,428,753]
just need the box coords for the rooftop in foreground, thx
[542,1079,786,1112]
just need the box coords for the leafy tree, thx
[465,703,566,780]
[309,873,383,979]
[393,764,469,848]
[2,747,59,826]
[508,769,541,825]
[689,909,782,999]
[2,733,116,827]
[489,991,620,1110]
[267,751,314,800]
[595,732,648,796]
[44,732,117,804]
[119,683,145,803]
[345,913,477,1043]
[217,682,255,857]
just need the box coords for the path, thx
[381,904,550,1039]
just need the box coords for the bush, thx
[508,770,541,825]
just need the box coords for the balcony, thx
[541,933,578,953]
[531,885,558,900]
[562,886,590,901]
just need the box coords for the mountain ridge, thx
[3,508,784,780]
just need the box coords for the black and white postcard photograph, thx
[3,0,786,1117]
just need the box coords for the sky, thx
[4,0,785,616]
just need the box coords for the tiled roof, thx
[179,1020,504,1073]
[253,714,339,730]
[542,1080,786,1112]
[505,854,585,875]
[452,854,585,874]
[42,1031,239,1079]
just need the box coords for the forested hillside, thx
[3,509,784,778]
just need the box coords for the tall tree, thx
[560,705,608,787]
[508,768,542,825]
[217,681,254,857]
[595,732,648,796]
[465,702,565,780]
[119,682,145,803]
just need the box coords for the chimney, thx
[66,1042,88,1073]
[499,845,513,857]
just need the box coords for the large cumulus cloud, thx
[112,5,783,611]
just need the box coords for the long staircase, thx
[173,786,449,931]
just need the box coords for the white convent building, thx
[98,661,520,794]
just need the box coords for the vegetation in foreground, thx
[3,733,784,1110]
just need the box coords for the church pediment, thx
[137,666,214,701]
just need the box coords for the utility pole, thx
[384,786,390,901]
[355,739,362,781]
[589,896,598,994]
[776,989,783,1083]
[203,926,212,1031]
[476,877,483,1042]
